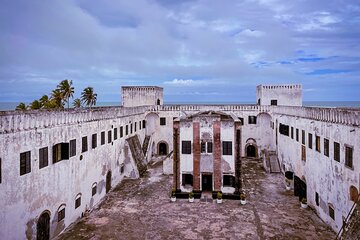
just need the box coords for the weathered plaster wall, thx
[122,86,163,107]
[256,84,302,106]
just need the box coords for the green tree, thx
[73,98,82,108]
[58,79,74,109]
[30,100,42,110]
[39,95,49,108]
[51,88,64,109]
[81,87,97,108]
[15,102,27,110]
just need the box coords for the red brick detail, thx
[173,121,180,190]
[193,122,201,190]
[213,121,221,191]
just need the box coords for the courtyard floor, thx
[56,158,335,240]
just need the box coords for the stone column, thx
[213,121,221,192]
[173,121,180,190]
[193,121,201,191]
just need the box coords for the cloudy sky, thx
[1,0,359,103]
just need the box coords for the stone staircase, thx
[126,135,147,177]
[268,151,281,173]
[142,135,151,155]
[337,195,360,240]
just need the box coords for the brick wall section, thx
[213,121,221,191]
[173,121,180,190]
[193,122,201,190]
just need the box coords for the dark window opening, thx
[222,141,232,155]
[207,142,213,153]
[291,127,294,139]
[301,145,306,161]
[182,141,191,154]
[279,123,289,136]
[308,133,313,149]
[120,127,123,138]
[201,142,206,153]
[120,165,124,174]
[114,128,118,140]
[20,151,31,175]
[324,138,329,157]
[75,196,81,209]
[316,136,321,152]
[270,99,278,105]
[315,192,319,206]
[143,120,146,129]
[82,137,88,153]
[223,175,235,187]
[182,174,193,186]
[334,142,340,162]
[130,124,133,134]
[296,128,299,142]
[92,134,97,149]
[329,205,335,220]
[108,130,112,143]
[92,184,97,196]
[160,117,166,126]
[101,132,105,145]
[126,125,128,135]
[70,139,76,157]
[248,116,257,124]
[139,121,142,130]
[39,147,48,169]
[345,146,353,169]
[302,130,305,145]
[58,208,65,222]
[238,117,244,125]
[53,143,70,163]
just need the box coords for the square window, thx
[39,147,48,169]
[222,141,232,155]
[270,99,277,106]
[182,174,193,186]
[182,141,191,154]
[248,116,257,124]
[53,143,70,163]
[20,151,31,175]
[223,175,235,187]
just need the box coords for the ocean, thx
[1,101,360,111]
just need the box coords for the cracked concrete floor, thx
[56,158,335,240]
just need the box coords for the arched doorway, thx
[157,99,161,105]
[246,145,256,157]
[106,171,112,193]
[350,186,359,202]
[294,175,307,201]
[37,211,50,240]
[158,142,168,156]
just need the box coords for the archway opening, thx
[294,175,307,201]
[350,186,359,202]
[246,145,256,157]
[157,99,161,105]
[158,142,168,156]
[37,212,50,240]
[106,171,112,193]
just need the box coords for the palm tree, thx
[51,88,64,108]
[30,100,42,110]
[81,87,97,108]
[58,79,74,108]
[39,95,49,108]
[15,102,27,110]
[73,98,82,108]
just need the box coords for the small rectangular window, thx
[222,141,232,155]
[207,142,213,153]
[139,121,142,130]
[126,125,128,135]
[182,141,191,154]
[108,130,112,143]
[315,192,319,206]
[324,138,329,157]
[92,185,97,196]
[223,175,235,187]
[39,147,48,169]
[143,120,146,128]
[308,133,313,149]
[201,142,206,153]
[82,136,88,153]
[53,143,69,163]
[114,128,118,140]
[101,132,105,145]
[329,205,335,220]
[334,142,340,162]
[130,124,133,134]
[279,123,289,136]
[291,127,294,139]
[75,197,81,209]
[120,127,123,138]
[182,174,193,186]
[160,117,166,126]
[20,151,31,175]
[345,146,353,169]
[302,130,305,145]
[296,128,299,142]
[316,136,321,152]
[92,134,97,149]
[248,116,257,124]
[70,139,76,157]
[134,123,137,132]
[301,145,306,161]
[58,208,65,222]
[270,99,277,106]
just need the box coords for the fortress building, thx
[0,84,359,239]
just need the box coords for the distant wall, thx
[256,84,302,106]
[122,86,163,107]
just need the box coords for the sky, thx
[0,0,360,103]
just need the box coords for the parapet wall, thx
[257,84,302,106]
[121,86,163,107]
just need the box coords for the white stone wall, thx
[122,86,163,107]
[179,120,193,192]
[256,84,302,106]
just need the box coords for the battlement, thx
[121,86,163,107]
[256,84,302,106]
